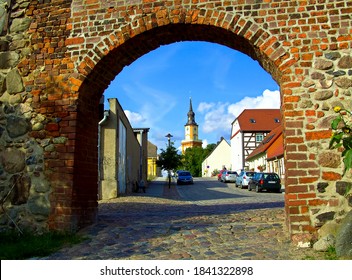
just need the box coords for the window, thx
[250,118,256,123]
[256,134,264,142]
[274,118,280,123]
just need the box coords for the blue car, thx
[177,171,194,185]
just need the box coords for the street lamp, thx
[165,133,173,147]
[165,133,173,188]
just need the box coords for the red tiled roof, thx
[246,124,282,161]
[236,109,281,132]
[267,133,284,160]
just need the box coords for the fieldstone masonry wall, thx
[0,0,351,248]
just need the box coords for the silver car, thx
[235,171,256,189]
[221,171,238,183]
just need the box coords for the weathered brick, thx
[322,171,342,181]
[305,130,332,140]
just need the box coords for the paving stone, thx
[41,179,326,260]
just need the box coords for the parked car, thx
[248,172,281,193]
[235,170,256,189]
[175,170,184,178]
[177,171,194,185]
[221,171,238,183]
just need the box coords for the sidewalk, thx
[137,176,181,200]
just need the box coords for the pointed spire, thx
[186,97,197,125]
[189,97,193,112]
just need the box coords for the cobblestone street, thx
[43,178,326,260]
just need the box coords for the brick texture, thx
[1,0,351,243]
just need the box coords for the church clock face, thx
[185,126,190,139]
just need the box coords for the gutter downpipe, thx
[134,129,144,182]
[98,110,109,198]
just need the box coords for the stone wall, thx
[0,1,351,246]
[0,0,52,233]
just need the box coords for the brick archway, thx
[2,1,351,244]
[68,10,294,231]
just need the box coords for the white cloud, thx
[228,89,280,117]
[124,110,146,126]
[198,89,280,139]
[202,139,209,148]
[198,102,215,113]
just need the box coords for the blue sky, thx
[103,41,280,152]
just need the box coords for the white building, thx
[230,109,281,171]
[202,138,232,177]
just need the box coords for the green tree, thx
[156,143,183,188]
[204,143,216,156]
[182,144,216,177]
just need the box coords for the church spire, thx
[186,97,197,125]
[181,97,202,154]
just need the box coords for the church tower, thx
[181,98,203,154]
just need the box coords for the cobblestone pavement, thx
[43,178,326,260]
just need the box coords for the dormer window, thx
[250,118,256,123]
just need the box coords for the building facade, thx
[230,109,281,171]
[147,141,159,178]
[99,98,149,199]
[202,138,232,177]
[181,98,203,154]
[246,124,285,179]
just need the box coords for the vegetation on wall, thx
[330,106,352,175]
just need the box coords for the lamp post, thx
[165,133,173,147]
[165,133,173,188]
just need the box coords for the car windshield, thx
[246,172,255,177]
[179,172,191,176]
[228,171,237,175]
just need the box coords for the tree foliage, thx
[156,144,183,172]
[182,144,216,177]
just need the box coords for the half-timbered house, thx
[230,109,281,171]
[245,124,284,179]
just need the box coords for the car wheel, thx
[248,185,251,191]
[255,185,261,193]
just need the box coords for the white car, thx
[220,171,238,183]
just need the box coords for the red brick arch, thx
[21,1,352,244]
